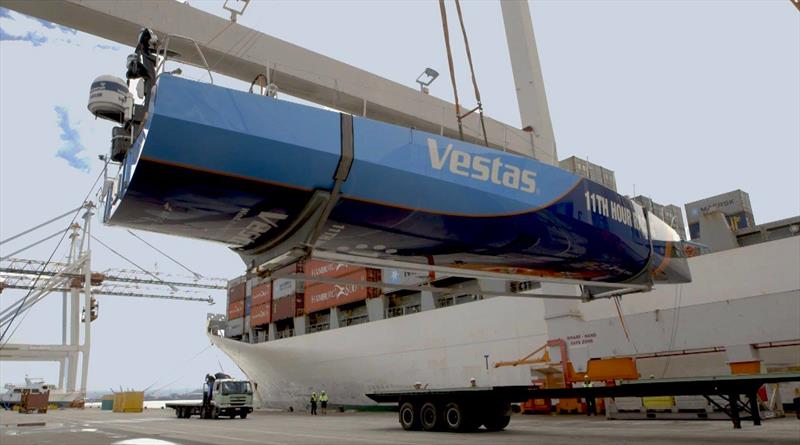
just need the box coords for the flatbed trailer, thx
[165,401,252,419]
[366,372,800,432]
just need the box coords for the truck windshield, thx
[220,381,252,395]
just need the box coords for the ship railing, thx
[436,296,455,308]
[308,322,330,333]
[156,35,214,84]
[275,329,294,339]
[386,304,421,319]
[340,315,368,327]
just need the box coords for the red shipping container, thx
[304,269,381,314]
[252,281,272,306]
[228,282,245,302]
[228,299,245,319]
[303,259,361,279]
[250,302,271,327]
[272,293,304,321]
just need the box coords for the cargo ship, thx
[209,222,799,409]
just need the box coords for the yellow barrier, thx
[112,391,144,413]
[642,396,674,410]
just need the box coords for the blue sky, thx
[0,1,798,392]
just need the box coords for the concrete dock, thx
[2,408,798,445]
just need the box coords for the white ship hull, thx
[213,236,800,408]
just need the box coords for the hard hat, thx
[321,390,326,394]
[469,377,476,382]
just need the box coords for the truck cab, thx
[209,378,254,419]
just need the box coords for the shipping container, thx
[304,259,361,278]
[228,299,245,320]
[305,269,381,314]
[252,281,272,306]
[250,302,271,327]
[228,281,246,302]
[272,278,297,299]
[227,317,244,337]
[272,293,304,321]
[382,268,428,287]
[685,189,753,224]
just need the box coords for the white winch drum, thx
[87,75,133,124]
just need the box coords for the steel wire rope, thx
[453,0,489,147]
[143,343,214,393]
[0,161,108,346]
[438,0,465,141]
[0,229,69,262]
[126,230,203,279]
[0,206,81,246]
[660,284,684,377]
[89,235,178,292]
[195,25,261,83]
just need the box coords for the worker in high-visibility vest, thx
[319,390,329,415]
[583,375,595,416]
[310,392,318,415]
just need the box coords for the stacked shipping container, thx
[304,260,381,314]
[226,261,384,338]
[271,263,304,322]
[227,280,246,337]
[249,281,272,328]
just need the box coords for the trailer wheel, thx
[175,407,182,418]
[444,402,478,432]
[482,413,511,431]
[399,402,421,430]
[420,402,442,431]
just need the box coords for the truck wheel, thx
[240,411,248,419]
[399,402,421,430]
[483,414,511,431]
[420,402,441,431]
[444,402,478,432]
[175,407,182,418]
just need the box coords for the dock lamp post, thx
[416,68,439,94]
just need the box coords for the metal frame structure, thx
[0,203,96,398]
[0,202,227,400]
[0,0,556,163]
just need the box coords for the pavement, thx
[1,408,799,445]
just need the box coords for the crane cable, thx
[453,0,489,147]
[126,230,203,279]
[0,206,81,246]
[438,0,463,141]
[0,161,108,346]
[90,235,179,292]
[437,0,490,146]
[143,343,214,393]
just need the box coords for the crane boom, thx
[0,0,555,163]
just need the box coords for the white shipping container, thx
[381,268,428,293]
[272,278,297,299]
[227,317,244,337]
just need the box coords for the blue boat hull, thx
[106,75,688,285]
